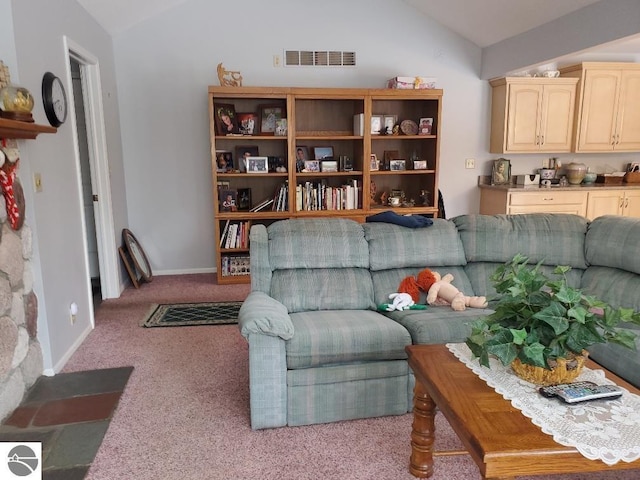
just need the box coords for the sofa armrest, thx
[238,291,294,340]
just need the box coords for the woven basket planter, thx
[511,352,588,386]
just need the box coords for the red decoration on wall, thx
[0,159,23,230]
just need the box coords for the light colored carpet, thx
[63,274,639,479]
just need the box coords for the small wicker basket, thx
[511,352,587,386]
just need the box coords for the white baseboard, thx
[153,267,216,276]
[47,323,93,375]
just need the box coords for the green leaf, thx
[566,322,605,352]
[486,342,518,366]
[520,343,547,368]
[533,302,569,335]
[608,329,638,350]
[510,328,527,345]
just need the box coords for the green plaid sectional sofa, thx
[238,213,640,429]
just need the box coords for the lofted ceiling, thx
[76,0,639,60]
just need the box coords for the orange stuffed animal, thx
[398,268,487,311]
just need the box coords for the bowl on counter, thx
[583,172,597,184]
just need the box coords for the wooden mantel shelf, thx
[0,118,56,139]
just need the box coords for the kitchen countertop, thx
[478,176,640,191]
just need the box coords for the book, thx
[220,220,230,247]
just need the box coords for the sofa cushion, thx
[589,339,640,389]
[270,268,375,313]
[384,306,493,344]
[453,213,588,269]
[268,218,369,270]
[363,219,467,271]
[464,261,584,299]
[285,310,411,369]
[585,215,640,276]
[581,266,640,312]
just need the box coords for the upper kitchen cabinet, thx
[561,62,640,152]
[489,77,578,154]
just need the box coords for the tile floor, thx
[0,366,133,480]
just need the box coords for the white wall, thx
[10,0,128,372]
[113,0,487,273]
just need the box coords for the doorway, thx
[70,58,101,305]
[64,36,120,314]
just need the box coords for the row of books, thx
[295,180,361,211]
[220,220,250,249]
[221,255,250,277]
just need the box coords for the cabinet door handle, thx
[536,135,539,145]
[620,198,625,209]
[625,197,629,208]
[543,197,553,201]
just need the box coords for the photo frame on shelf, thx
[321,160,338,172]
[214,103,239,135]
[246,156,268,173]
[491,158,511,185]
[313,146,334,160]
[418,117,433,135]
[258,104,285,135]
[275,118,288,136]
[295,145,309,172]
[413,160,427,170]
[370,154,379,171]
[390,159,406,171]
[268,156,287,173]
[237,112,258,135]
[371,115,383,135]
[235,145,259,172]
[219,189,238,211]
[215,150,233,172]
[383,115,397,134]
[237,188,252,211]
[383,150,400,171]
[304,160,320,172]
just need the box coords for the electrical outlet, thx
[465,158,475,169]
[33,173,43,192]
[273,55,281,67]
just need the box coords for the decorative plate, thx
[400,119,418,135]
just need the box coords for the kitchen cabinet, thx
[490,77,578,153]
[586,189,640,219]
[479,188,587,216]
[560,62,640,152]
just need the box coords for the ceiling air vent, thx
[284,50,356,67]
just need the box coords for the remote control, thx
[539,381,623,404]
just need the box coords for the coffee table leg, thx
[409,379,436,478]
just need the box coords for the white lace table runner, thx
[446,342,640,465]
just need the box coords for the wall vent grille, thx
[285,50,356,67]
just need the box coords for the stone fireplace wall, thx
[0,218,43,420]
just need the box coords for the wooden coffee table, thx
[406,344,640,479]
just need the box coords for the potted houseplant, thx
[466,254,640,385]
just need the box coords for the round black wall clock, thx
[41,72,68,127]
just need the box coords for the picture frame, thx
[413,160,427,170]
[390,159,406,171]
[246,156,268,173]
[321,160,338,172]
[268,156,287,173]
[370,154,379,171]
[304,160,320,172]
[313,146,334,160]
[295,146,309,172]
[214,103,239,135]
[371,115,383,135]
[275,118,288,136]
[237,188,252,211]
[492,158,511,185]
[258,104,285,135]
[219,189,238,212]
[237,112,258,135]
[418,117,433,135]
[235,146,259,172]
[383,115,397,134]
[383,150,400,170]
[215,150,233,172]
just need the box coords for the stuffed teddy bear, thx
[398,268,487,311]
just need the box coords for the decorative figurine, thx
[217,63,243,87]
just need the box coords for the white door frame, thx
[63,36,120,301]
